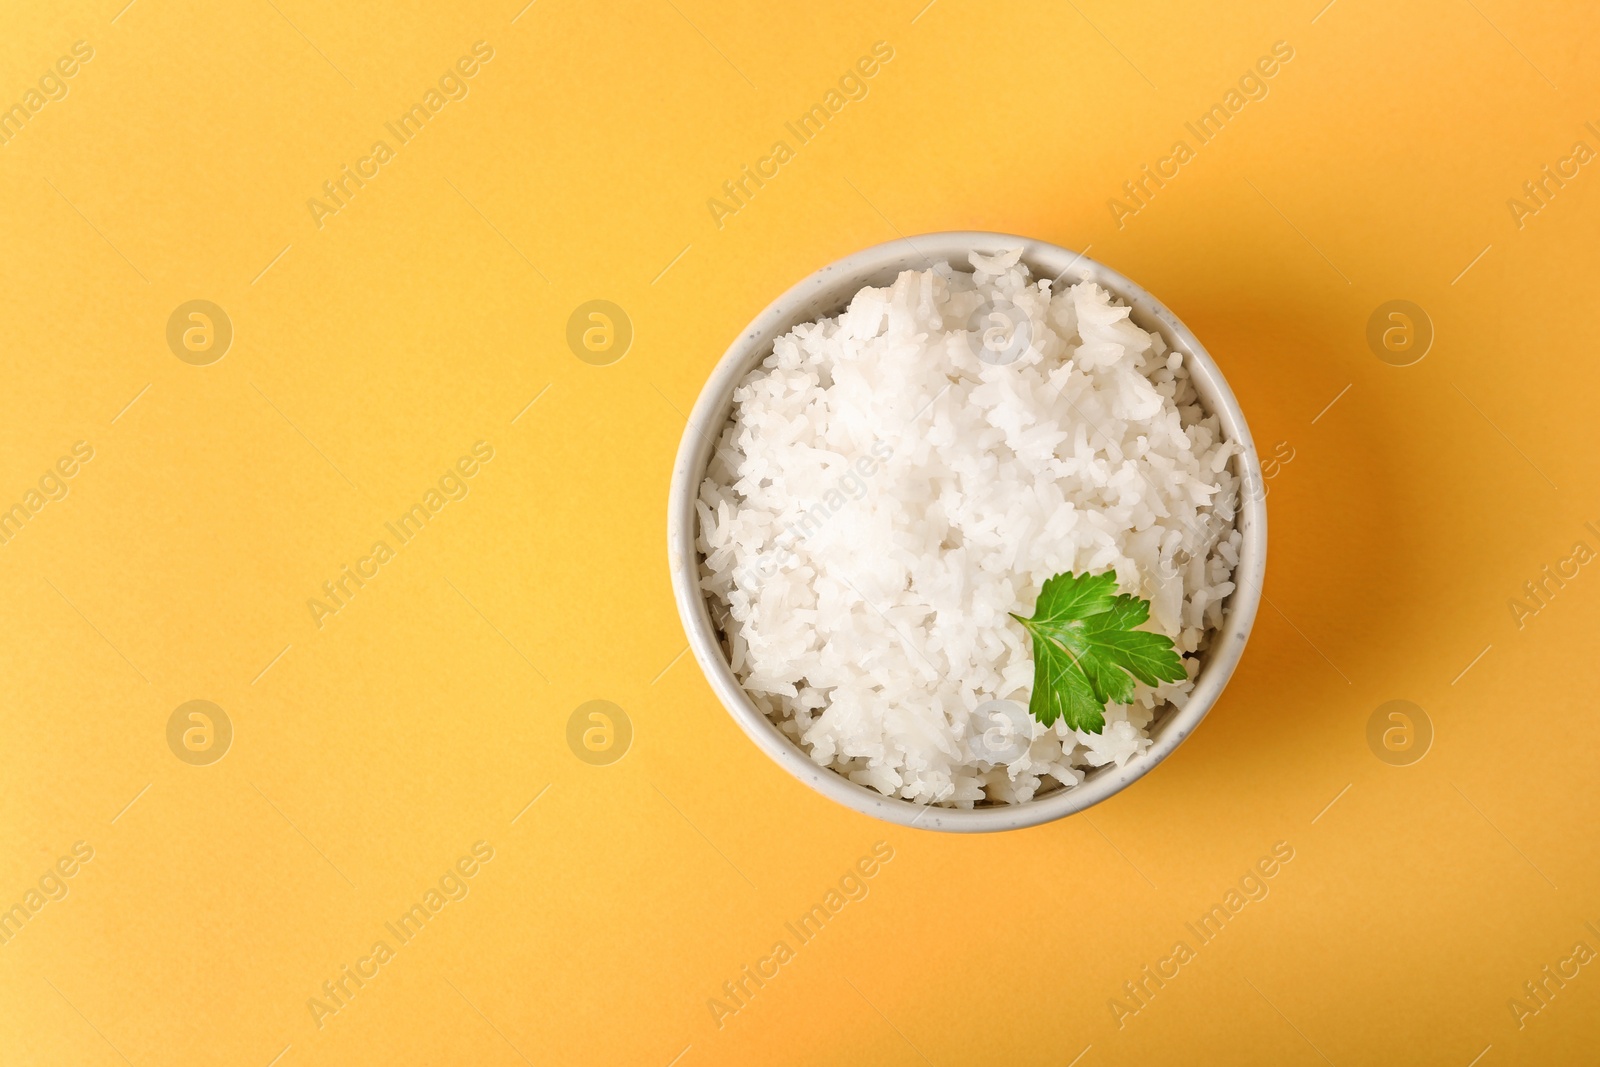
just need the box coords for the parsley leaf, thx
[1009,571,1188,733]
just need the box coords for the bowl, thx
[667,232,1267,832]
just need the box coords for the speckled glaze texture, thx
[667,232,1268,832]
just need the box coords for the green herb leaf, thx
[1010,570,1188,733]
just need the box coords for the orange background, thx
[2,0,1599,1064]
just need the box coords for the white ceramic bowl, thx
[667,232,1267,832]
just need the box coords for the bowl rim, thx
[666,231,1267,833]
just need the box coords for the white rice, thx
[696,248,1241,807]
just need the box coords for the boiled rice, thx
[696,248,1241,807]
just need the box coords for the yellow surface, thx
[2,0,1599,1064]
